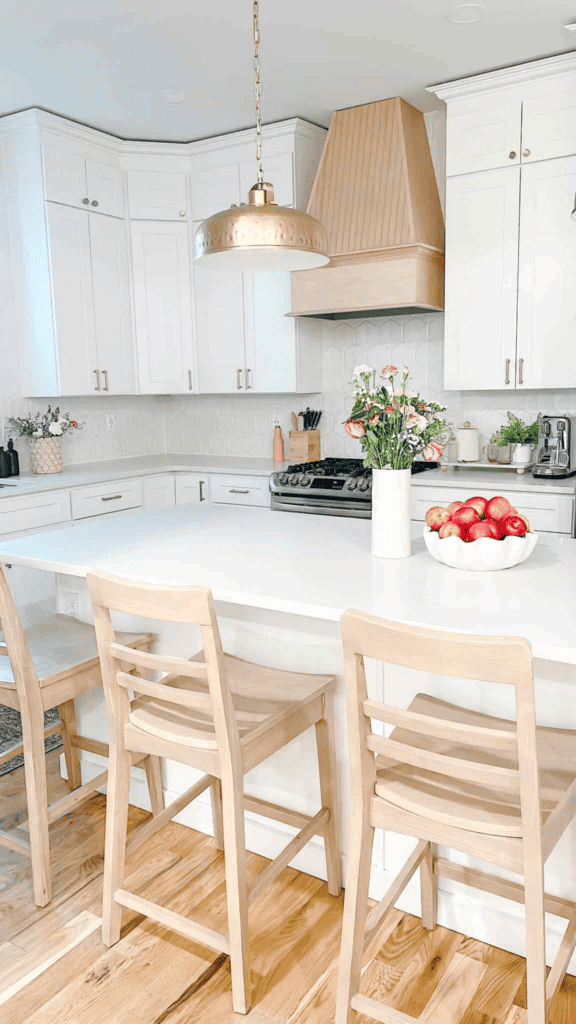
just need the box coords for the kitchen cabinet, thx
[42,143,125,217]
[443,167,520,390]
[71,479,143,520]
[127,170,188,220]
[445,103,522,177]
[210,474,270,507]
[411,484,574,535]
[143,475,176,508]
[130,220,195,394]
[522,89,576,163]
[45,203,134,395]
[175,473,210,505]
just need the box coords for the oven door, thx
[270,493,371,518]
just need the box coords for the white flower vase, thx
[371,467,412,559]
[29,437,63,474]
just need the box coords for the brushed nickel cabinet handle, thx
[246,367,252,390]
[94,369,101,391]
[102,369,109,391]
[572,192,576,221]
[509,151,517,160]
[518,357,524,385]
[522,149,531,157]
[101,494,122,501]
[82,197,90,205]
[199,480,204,502]
[505,359,511,385]
[236,368,243,390]
[229,488,249,494]
[188,369,193,391]
[91,200,99,207]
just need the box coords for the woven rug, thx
[0,705,62,777]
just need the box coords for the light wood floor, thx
[1,751,575,1023]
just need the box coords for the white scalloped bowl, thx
[424,525,539,570]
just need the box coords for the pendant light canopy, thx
[194,2,329,273]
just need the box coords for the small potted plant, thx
[492,413,540,465]
[6,406,82,474]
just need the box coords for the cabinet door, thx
[130,221,194,394]
[45,203,98,395]
[175,473,210,504]
[239,152,294,207]
[522,90,576,163]
[127,171,188,220]
[42,145,88,208]
[246,272,297,392]
[143,475,176,508]
[444,167,520,390]
[193,221,246,393]
[445,103,522,176]
[85,159,125,218]
[190,163,240,220]
[517,156,576,390]
[89,214,135,394]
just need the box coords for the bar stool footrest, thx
[351,993,420,1023]
[114,888,229,954]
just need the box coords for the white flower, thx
[402,365,409,373]
[48,422,63,436]
[392,387,417,399]
[353,364,373,378]
[406,411,428,432]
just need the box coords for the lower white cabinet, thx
[143,475,176,508]
[210,474,270,508]
[71,479,143,520]
[411,485,574,535]
[175,473,210,505]
[0,490,71,536]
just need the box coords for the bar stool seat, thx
[374,693,576,838]
[130,651,335,751]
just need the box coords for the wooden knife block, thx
[288,429,321,463]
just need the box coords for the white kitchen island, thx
[2,503,576,968]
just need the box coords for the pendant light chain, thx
[253,0,264,184]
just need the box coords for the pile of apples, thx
[425,495,530,542]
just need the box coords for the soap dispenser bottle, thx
[0,447,12,478]
[7,439,19,476]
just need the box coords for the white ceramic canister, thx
[371,467,411,559]
[456,421,480,462]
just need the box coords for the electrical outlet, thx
[106,414,116,431]
[63,591,81,618]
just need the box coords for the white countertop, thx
[411,465,576,494]
[0,503,574,663]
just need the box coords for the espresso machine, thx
[532,416,576,478]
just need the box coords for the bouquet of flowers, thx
[6,406,83,439]
[345,365,448,470]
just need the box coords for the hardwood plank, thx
[456,938,526,1024]
[419,952,487,1024]
[386,923,465,1018]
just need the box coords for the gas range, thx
[270,458,438,518]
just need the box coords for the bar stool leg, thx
[420,842,437,930]
[102,741,132,947]
[221,772,251,1014]
[315,694,342,896]
[21,703,51,907]
[335,820,375,1024]
[59,699,82,790]
[524,862,547,1024]
[210,779,224,851]
[144,756,164,816]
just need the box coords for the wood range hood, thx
[289,97,445,319]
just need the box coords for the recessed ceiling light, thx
[446,4,486,23]
[160,90,187,104]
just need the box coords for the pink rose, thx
[422,442,444,462]
[345,419,365,439]
[368,413,380,427]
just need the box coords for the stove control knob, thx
[358,478,370,491]
[279,473,289,485]
[290,474,300,485]
[300,474,311,486]
[347,477,358,490]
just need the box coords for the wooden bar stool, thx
[87,570,342,1016]
[336,609,576,1024]
[0,564,163,907]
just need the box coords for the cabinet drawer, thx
[71,478,143,520]
[0,490,71,537]
[411,486,573,534]
[210,475,270,507]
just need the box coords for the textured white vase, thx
[512,443,532,464]
[371,467,412,559]
[29,437,63,474]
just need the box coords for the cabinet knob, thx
[522,149,531,157]
[509,151,517,160]
[179,210,186,217]
[91,200,99,207]
[82,197,90,204]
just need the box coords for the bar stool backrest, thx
[87,571,242,768]
[0,563,42,706]
[340,609,541,847]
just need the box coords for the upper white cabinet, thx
[42,143,125,217]
[127,170,188,220]
[430,53,576,391]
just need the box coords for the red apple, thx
[483,517,505,539]
[463,496,488,517]
[501,515,528,537]
[425,506,450,531]
[517,513,531,531]
[439,521,465,539]
[450,505,481,529]
[447,500,464,514]
[485,495,513,521]
[467,520,501,542]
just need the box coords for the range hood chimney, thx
[290,97,444,319]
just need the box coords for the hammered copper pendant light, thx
[193,0,329,272]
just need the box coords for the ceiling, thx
[0,0,574,142]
